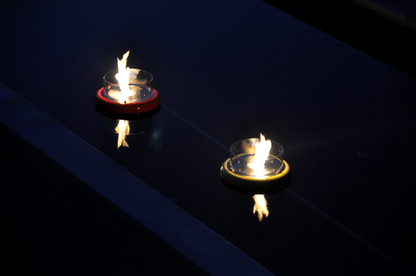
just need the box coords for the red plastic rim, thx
[96,87,160,113]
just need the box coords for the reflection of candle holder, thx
[95,103,160,120]
[220,138,291,192]
[96,69,160,113]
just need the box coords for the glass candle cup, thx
[102,69,154,103]
[229,138,284,179]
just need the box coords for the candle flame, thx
[250,134,271,221]
[248,133,271,179]
[114,51,134,104]
[113,51,133,148]
[253,194,269,222]
[115,119,130,148]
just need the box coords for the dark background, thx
[1,0,415,275]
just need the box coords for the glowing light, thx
[115,119,130,148]
[253,194,269,222]
[248,133,271,179]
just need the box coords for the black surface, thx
[1,0,415,275]
[262,0,416,79]
[0,125,201,275]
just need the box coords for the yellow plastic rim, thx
[221,158,290,182]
